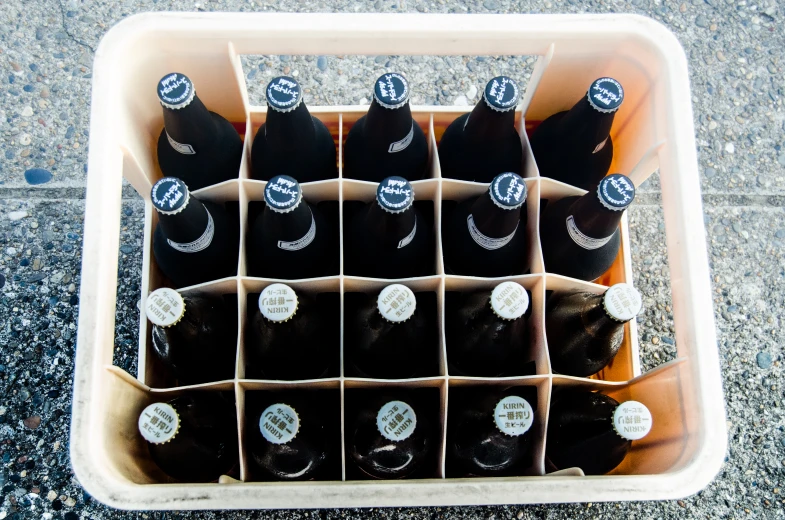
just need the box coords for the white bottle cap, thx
[603,283,643,322]
[494,395,534,437]
[612,401,653,441]
[138,402,180,444]
[490,281,529,321]
[145,288,186,328]
[377,284,417,323]
[259,283,298,323]
[376,400,417,442]
[259,403,300,444]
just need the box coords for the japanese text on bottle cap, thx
[587,77,624,113]
[157,73,195,109]
[490,172,527,209]
[490,281,529,321]
[138,402,179,444]
[377,284,417,323]
[597,174,635,211]
[377,401,417,442]
[259,283,298,322]
[373,73,409,109]
[494,396,534,437]
[259,403,299,444]
[377,176,414,213]
[603,283,642,322]
[266,76,302,113]
[145,288,185,327]
[151,177,189,214]
[613,401,652,441]
[483,76,519,112]
[264,175,302,212]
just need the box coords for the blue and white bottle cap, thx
[482,76,519,112]
[489,172,527,210]
[597,174,635,211]
[373,73,410,110]
[266,76,303,113]
[151,177,190,215]
[264,175,303,213]
[157,73,195,110]
[587,77,624,113]
[376,176,414,214]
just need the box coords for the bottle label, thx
[388,124,414,153]
[167,208,215,253]
[592,136,608,154]
[613,401,652,441]
[278,211,316,251]
[565,215,613,250]
[494,396,533,437]
[377,401,417,442]
[377,284,417,322]
[138,402,179,444]
[259,283,298,322]
[490,281,529,321]
[145,288,185,327]
[490,172,527,209]
[397,216,417,249]
[603,283,642,322]
[467,214,518,251]
[166,131,196,155]
[260,403,299,444]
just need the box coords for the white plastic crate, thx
[72,12,726,510]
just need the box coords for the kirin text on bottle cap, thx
[264,175,303,213]
[377,284,417,323]
[259,283,298,323]
[138,402,180,444]
[266,76,303,113]
[259,403,300,444]
[612,400,652,441]
[489,172,527,210]
[597,174,635,211]
[603,283,642,322]
[377,176,414,213]
[145,288,186,328]
[373,72,410,110]
[483,76,520,112]
[376,400,417,442]
[587,77,624,114]
[157,73,196,110]
[490,281,529,321]
[494,395,534,437]
[151,177,190,215]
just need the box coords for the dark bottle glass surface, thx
[345,284,435,379]
[156,73,243,191]
[446,281,531,377]
[247,175,336,279]
[546,283,642,377]
[151,177,238,288]
[246,283,333,380]
[145,288,236,385]
[438,76,524,182]
[345,176,432,278]
[540,173,635,281]
[248,394,333,481]
[448,389,535,477]
[443,172,528,277]
[347,393,433,479]
[251,76,337,183]
[138,392,238,482]
[343,73,428,182]
[546,390,652,475]
[529,77,623,190]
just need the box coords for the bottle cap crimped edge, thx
[596,174,635,212]
[145,288,186,328]
[157,73,196,110]
[493,395,534,437]
[586,77,624,114]
[151,177,191,215]
[603,283,643,322]
[264,175,303,214]
[489,281,529,321]
[489,172,527,210]
[266,76,304,113]
[612,400,653,441]
[377,284,417,323]
[258,283,299,323]
[376,176,415,214]
[376,400,417,442]
[373,72,410,110]
[259,403,300,444]
[482,76,520,113]
[138,402,180,444]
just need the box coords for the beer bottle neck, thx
[464,100,517,141]
[264,103,316,151]
[469,190,522,238]
[581,294,625,340]
[366,202,417,248]
[557,97,616,154]
[162,95,218,151]
[567,191,623,239]
[364,100,414,153]
[158,197,211,244]
[262,200,313,237]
